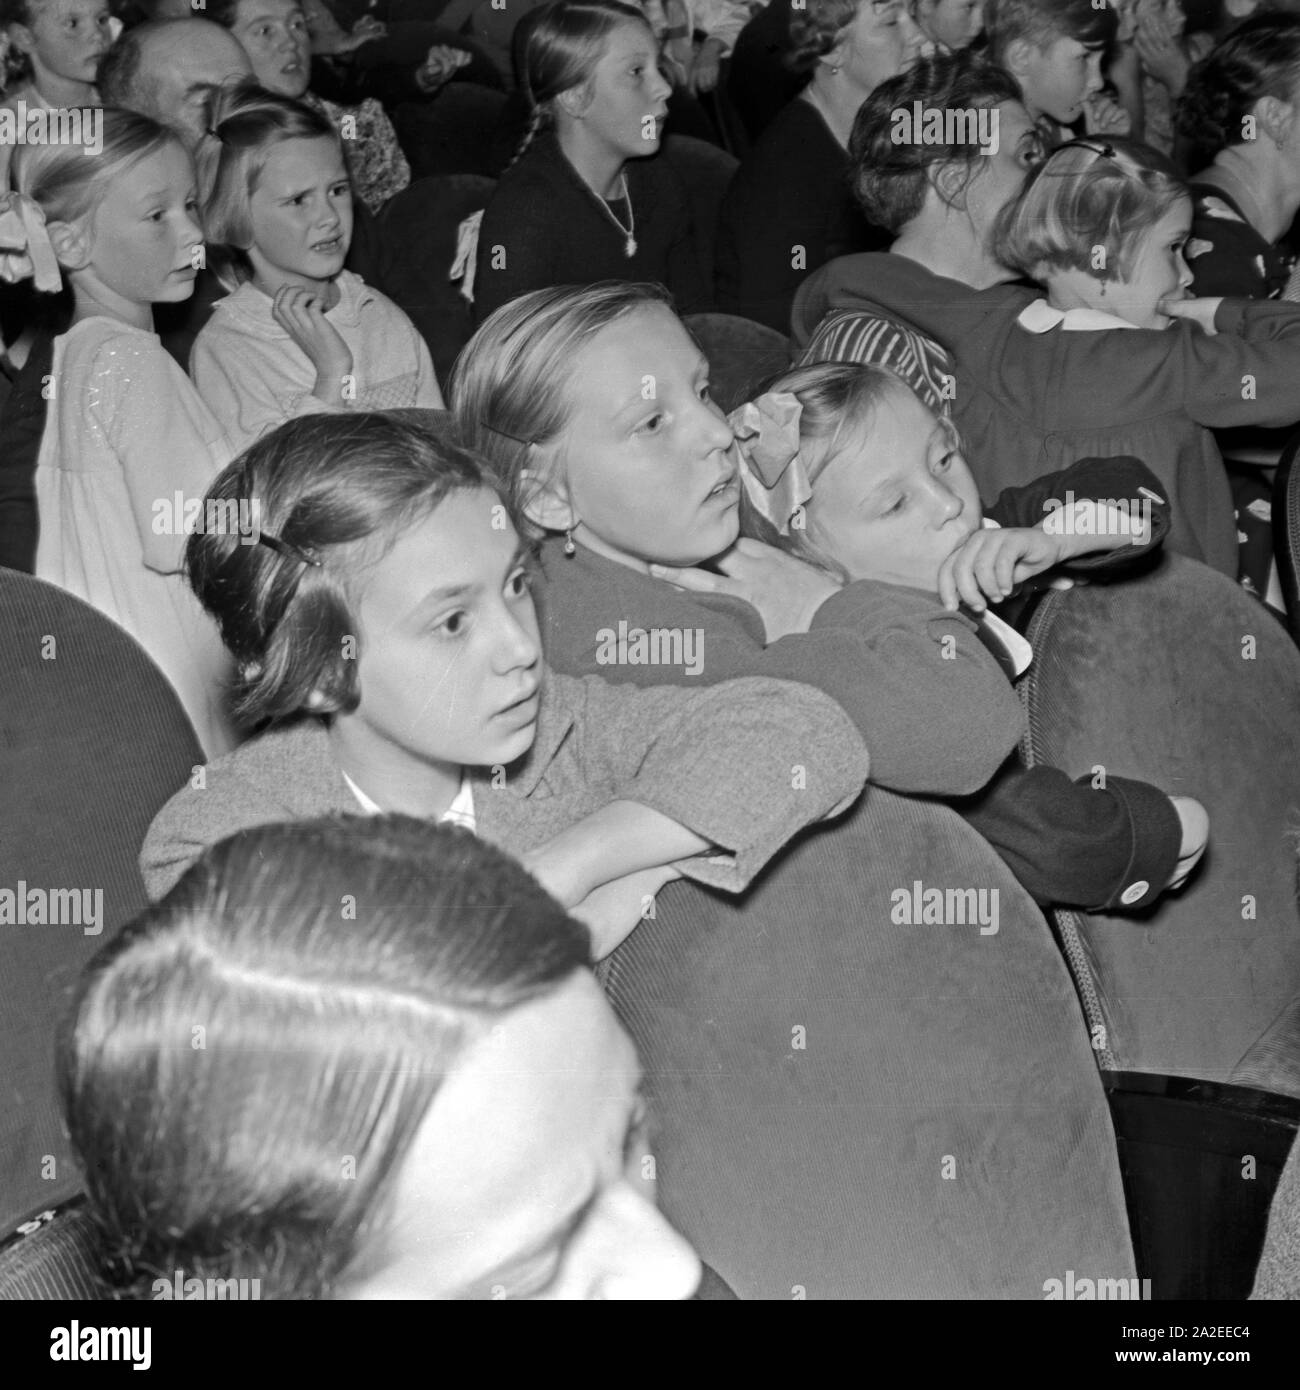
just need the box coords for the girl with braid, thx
[471,1,709,323]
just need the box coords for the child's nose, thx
[694,397,736,456]
[649,65,672,105]
[897,7,924,58]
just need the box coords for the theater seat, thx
[0,572,202,1232]
[682,313,791,413]
[0,1201,103,1300]
[1272,427,1300,644]
[1020,552,1300,1087]
[374,174,496,385]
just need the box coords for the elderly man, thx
[98,19,254,148]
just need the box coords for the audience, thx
[191,85,443,453]
[1,0,1299,1307]
[714,0,921,330]
[471,0,708,323]
[64,815,706,1299]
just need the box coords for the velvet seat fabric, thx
[601,788,1136,1299]
[1020,553,1300,1086]
[0,573,202,1232]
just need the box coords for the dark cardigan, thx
[473,132,710,323]
[714,97,888,332]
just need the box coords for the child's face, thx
[1099,198,1194,329]
[232,0,312,100]
[246,136,352,294]
[337,487,543,779]
[836,0,924,97]
[361,971,701,1300]
[1017,36,1105,126]
[14,0,114,87]
[547,305,739,568]
[915,0,984,50]
[572,20,671,160]
[804,386,983,592]
[78,143,204,308]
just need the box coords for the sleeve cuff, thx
[1089,775,1182,912]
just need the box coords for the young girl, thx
[793,136,1300,585]
[10,110,237,756]
[452,280,1027,798]
[190,86,442,456]
[68,815,703,1300]
[732,358,1210,911]
[469,0,707,324]
[141,410,870,959]
[0,0,115,189]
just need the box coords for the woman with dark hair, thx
[1177,12,1300,301]
[471,0,707,323]
[794,49,1043,408]
[713,0,923,330]
[64,815,704,1299]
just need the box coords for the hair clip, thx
[1058,138,1116,160]
[482,420,534,450]
[257,530,322,568]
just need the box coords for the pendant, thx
[625,235,637,259]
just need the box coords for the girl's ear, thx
[931,160,971,210]
[45,220,92,272]
[1255,94,1296,150]
[519,462,577,534]
[1001,37,1032,81]
[7,23,36,58]
[555,83,593,119]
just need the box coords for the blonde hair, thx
[198,82,343,289]
[739,360,921,576]
[12,106,183,248]
[995,136,1188,284]
[449,280,675,525]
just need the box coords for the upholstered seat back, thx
[0,573,202,1231]
[1020,553,1300,1086]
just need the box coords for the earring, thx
[564,529,576,557]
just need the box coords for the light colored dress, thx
[189,270,443,455]
[35,317,238,757]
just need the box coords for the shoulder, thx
[64,319,176,381]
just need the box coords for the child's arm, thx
[522,801,706,912]
[958,761,1207,911]
[526,671,873,896]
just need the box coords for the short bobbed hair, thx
[199,82,342,288]
[984,0,1116,63]
[994,136,1187,284]
[60,815,592,1300]
[185,411,515,727]
[848,49,1024,233]
[449,280,676,523]
[787,0,862,74]
[1177,13,1300,158]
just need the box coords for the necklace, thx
[597,173,637,259]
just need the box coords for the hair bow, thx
[0,192,61,294]
[727,391,807,534]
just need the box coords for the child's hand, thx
[937,527,1066,612]
[1165,795,1208,891]
[688,37,725,95]
[272,285,354,402]
[1135,0,1190,94]
[1160,295,1223,335]
[416,44,472,93]
[569,865,681,959]
[1084,91,1133,137]
[649,538,843,642]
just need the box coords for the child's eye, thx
[330,182,351,198]
[145,208,165,222]
[637,412,665,435]
[697,382,712,403]
[434,610,469,638]
[935,451,954,472]
[882,496,906,517]
[506,567,532,600]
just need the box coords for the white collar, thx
[341,769,477,832]
[977,518,1035,677]
[1017,298,1141,334]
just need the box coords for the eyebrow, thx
[409,541,530,612]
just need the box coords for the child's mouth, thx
[312,237,343,255]
[705,473,739,504]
